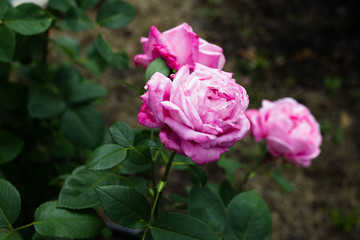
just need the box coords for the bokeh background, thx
[56,0,360,239]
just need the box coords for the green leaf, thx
[48,0,77,12]
[96,0,135,29]
[218,158,242,185]
[0,230,23,240]
[54,65,81,100]
[32,231,71,240]
[128,145,152,165]
[65,7,93,32]
[80,43,107,76]
[96,186,150,228]
[58,166,119,209]
[115,159,151,174]
[86,144,127,170]
[76,0,100,10]
[0,0,11,20]
[28,87,66,119]
[69,81,107,103]
[0,131,23,165]
[0,178,21,228]
[271,169,295,193]
[95,34,128,70]
[219,179,235,206]
[189,185,226,234]
[34,201,104,239]
[56,35,81,59]
[187,164,207,186]
[13,33,47,63]
[223,190,272,240]
[4,4,54,35]
[0,26,15,63]
[109,121,134,147]
[54,66,106,103]
[120,176,148,197]
[145,58,171,81]
[60,106,104,149]
[151,212,218,240]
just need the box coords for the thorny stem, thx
[142,151,176,240]
[237,160,263,193]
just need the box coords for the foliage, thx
[0,1,312,239]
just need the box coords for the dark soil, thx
[92,0,360,239]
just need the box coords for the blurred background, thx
[59,0,359,239]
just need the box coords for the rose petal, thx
[182,141,228,164]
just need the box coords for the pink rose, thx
[133,23,225,71]
[138,64,250,164]
[246,98,322,167]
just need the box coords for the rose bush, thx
[133,22,225,71]
[246,98,322,167]
[138,63,250,164]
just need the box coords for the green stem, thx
[141,151,176,240]
[12,222,35,232]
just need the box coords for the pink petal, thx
[182,141,227,164]
[162,23,199,67]
[137,104,163,128]
[164,117,216,143]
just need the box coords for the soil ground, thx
[89,0,360,239]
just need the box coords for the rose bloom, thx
[133,23,225,71]
[138,64,250,164]
[246,98,322,167]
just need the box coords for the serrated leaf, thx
[96,186,150,228]
[95,34,128,70]
[120,177,148,197]
[145,58,171,81]
[96,0,135,29]
[0,131,23,165]
[65,7,93,32]
[86,144,127,170]
[34,201,104,239]
[4,4,53,35]
[189,185,226,233]
[151,212,218,240]
[0,26,15,63]
[128,145,152,165]
[57,166,119,209]
[0,178,21,228]
[28,87,66,119]
[223,190,272,240]
[115,159,151,175]
[109,121,134,147]
[60,106,104,149]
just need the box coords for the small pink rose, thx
[246,98,322,167]
[133,23,225,71]
[138,64,250,164]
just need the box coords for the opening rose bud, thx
[246,98,322,167]
[133,23,226,71]
[138,64,250,164]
